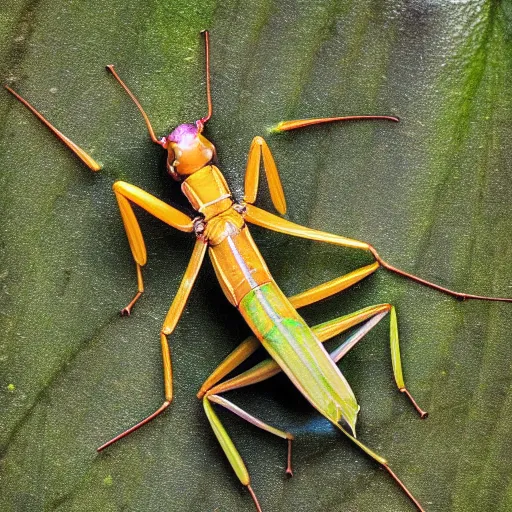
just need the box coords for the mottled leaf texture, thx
[1,2,511,512]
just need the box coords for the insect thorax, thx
[181,165,233,220]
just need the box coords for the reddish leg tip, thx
[286,438,293,477]
[401,388,428,419]
[120,291,142,317]
[96,441,110,452]
[383,464,425,512]
[247,485,263,512]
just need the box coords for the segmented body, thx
[184,164,359,433]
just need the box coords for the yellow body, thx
[181,162,361,433]
[181,164,273,306]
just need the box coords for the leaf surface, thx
[1,2,511,511]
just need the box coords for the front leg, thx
[112,181,195,314]
[243,136,287,214]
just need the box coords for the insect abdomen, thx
[239,281,359,432]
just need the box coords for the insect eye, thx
[167,160,181,181]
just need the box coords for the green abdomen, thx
[239,282,358,431]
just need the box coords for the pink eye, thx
[167,123,198,144]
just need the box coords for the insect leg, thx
[245,203,512,302]
[204,305,426,418]
[288,261,379,308]
[201,348,294,510]
[270,115,399,132]
[204,387,424,512]
[203,398,263,512]
[243,136,287,214]
[205,393,294,475]
[336,423,425,512]
[97,239,206,452]
[112,181,194,314]
[323,306,427,418]
[5,85,101,171]
[197,335,260,399]
[245,203,370,250]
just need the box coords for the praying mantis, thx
[5,30,511,512]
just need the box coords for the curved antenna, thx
[106,65,163,146]
[198,30,213,126]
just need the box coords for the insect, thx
[5,31,511,512]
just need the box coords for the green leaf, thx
[1,2,511,511]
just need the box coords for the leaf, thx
[1,2,511,511]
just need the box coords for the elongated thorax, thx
[208,217,273,306]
